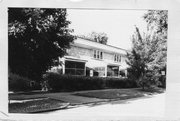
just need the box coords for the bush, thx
[105,77,137,88]
[9,73,41,92]
[158,75,166,88]
[45,73,137,92]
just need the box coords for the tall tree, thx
[143,10,167,71]
[126,10,167,89]
[143,10,168,34]
[8,8,75,81]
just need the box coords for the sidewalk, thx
[10,88,145,105]
[47,93,107,105]
[9,88,165,115]
[47,93,165,117]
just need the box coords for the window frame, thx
[93,49,103,60]
[114,54,121,62]
[65,60,85,76]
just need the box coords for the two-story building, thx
[51,36,129,77]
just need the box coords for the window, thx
[65,61,85,76]
[94,67,105,77]
[107,65,119,77]
[114,55,116,62]
[94,50,97,58]
[93,50,103,60]
[100,52,103,59]
[97,51,100,59]
[114,54,121,62]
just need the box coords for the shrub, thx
[158,75,166,88]
[9,73,40,92]
[45,73,137,92]
[106,77,137,88]
[46,73,105,92]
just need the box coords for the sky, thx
[67,9,148,50]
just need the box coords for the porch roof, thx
[64,56,88,63]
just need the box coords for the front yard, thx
[74,89,145,100]
[74,88,164,100]
[9,88,164,113]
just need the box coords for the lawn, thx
[9,93,47,100]
[74,88,162,100]
[9,98,69,113]
[9,88,164,113]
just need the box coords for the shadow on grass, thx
[9,98,69,113]
[71,88,165,108]
[9,88,165,113]
[62,94,153,110]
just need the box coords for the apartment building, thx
[52,36,129,77]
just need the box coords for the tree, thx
[79,31,108,44]
[143,10,168,34]
[127,10,168,89]
[143,10,167,71]
[127,27,156,90]
[89,32,108,44]
[143,10,167,88]
[8,8,75,81]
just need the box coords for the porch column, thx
[125,69,127,77]
[105,65,107,77]
[84,63,86,76]
[62,58,65,74]
[118,66,120,77]
[90,69,93,77]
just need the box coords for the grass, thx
[74,88,163,100]
[9,93,47,100]
[9,88,165,113]
[9,98,68,113]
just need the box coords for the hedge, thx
[9,73,41,92]
[45,73,137,92]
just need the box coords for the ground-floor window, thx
[107,65,119,77]
[94,67,105,77]
[120,69,128,77]
[120,70,126,77]
[65,61,85,76]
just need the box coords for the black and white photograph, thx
[0,0,180,120]
[8,7,167,114]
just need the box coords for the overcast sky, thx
[67,9,148,50]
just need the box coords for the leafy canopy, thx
[8,8,75,80]
[78,31,108,45]
[126,10,167,89]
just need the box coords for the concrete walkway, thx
[47,93,165,117]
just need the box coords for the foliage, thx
[89,31,108,44]
[143,10,168,34]
[126,10,167,89]
[143,10,167,70]
[45,73,137,92]
[9,73,40,92]
[79,31,108,44]
[8,8,75,81]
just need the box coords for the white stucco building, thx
[52,36,129,77]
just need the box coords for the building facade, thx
[52,37,129,77]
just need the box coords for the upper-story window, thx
[114,54,121,62]
[94,50,103,60]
